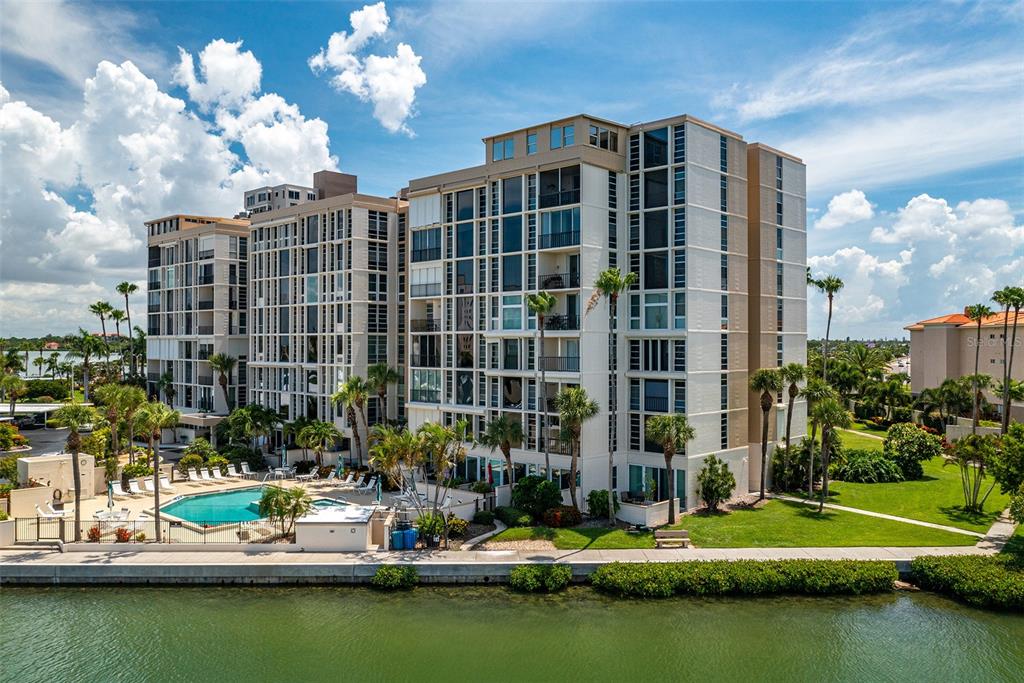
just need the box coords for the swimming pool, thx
[161,487,347,524]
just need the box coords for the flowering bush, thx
[541,505,582,528]
[114,527,132,543]
[883,423,943,480]
[87,526,102,542]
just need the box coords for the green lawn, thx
[847,421,890,439]
[489,526,656,549]
[812,428,884,451]
[676,500,976,547]
[826,456,1010,533]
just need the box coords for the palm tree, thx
[800,378,835,495]
[644,413,695,525]
[366,363,399,425]
[32,356,45,377]
[811,396,851,512]
[109,310,126,377]
[998,286,1024,434]
[840,343,885,395]
[119,386,147,462]
[1,375,26,417]
[554,386,599,511]
[587,267,638,519]
[749,368,784,500]
[779,363,806,490]
[297,420,343,468]
[116,282,139,375]
[66,329,103,401]
[815,275,844,382]
[46,352,60,378]
[51,401,98,541]
[206,353,237,412]
[284,415,315,462]
[331,376,370,466]
[135,400,180,542]
[94,383,126,459]
[965,303,993,434]
[480,414,524,487]
[89,301,114,362]
[157,371,176,407]
[526,291,558,481]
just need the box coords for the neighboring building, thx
[405,113,807,511]
[247,171,408,459]
[906,309,1024,394]
[145,214,251,440]
[242,172,358,216]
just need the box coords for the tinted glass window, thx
[502,216,522,252]
[502,176,522,214]
[644,210,668,249]
[502,255,522,291]
[644,169,668,208]
[457,190,474,221]
[644,128,668,168]
[456,222,473,258]
[456,260,473,294]
[644,252,668,289]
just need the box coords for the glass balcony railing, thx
[198,275,215,285]
[410,389,440,403]
[410,354,440,368]
[411,247,441,263]
[197,300,214,310]
[410,283,442,297]
[411,319,440,332]
[644,396,669,413]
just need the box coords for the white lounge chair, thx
[128,480,145,496]
[296,469,320,482]
[314,470,338,486]
[340,473,368,490]
[110,482,130,497]
[159,476,175,492]
[211,467,226,480]
[226,464,244,478]
[198,468,215,483]
[240,462,254,479]
[36,504,63,518]
[354,476,378,494]
[142,478,156,493]
[45,502,67,517]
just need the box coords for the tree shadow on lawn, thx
[936,504,998,528]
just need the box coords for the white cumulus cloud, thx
[173,39,262,112]
[309,2,427,136]
[815,189,874,231]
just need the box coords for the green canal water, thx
[2,587,1021,682]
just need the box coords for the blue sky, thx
[1,0,1022,338]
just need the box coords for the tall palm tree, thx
[134,401,180,542]
[749,368,784,500]
[814,275,844,383]
[89,301,114,362]
[554,386,599,511]
[109,310,126,377]
[297,420,343,468]
[811,396,851,512]
[366,362,399,425]
[66,329,103,401]
[157,371,176,407]
[46,352,60,378]
[119,385,147,462]
[779,362,806,490]
[526,291,557,481]
[51,401,98,541]
[587,267,637,520]
[965,303,993,434]
[998,286,1024,434]
[207,353,237,412]
[800,378,835,495]
[116,282,139,376]
[32,356,45,377]
[331,376,370,466]
[1,375,26,417]
[993,286,1014,431]
[644,413,695,525]
[284,415,315,462]
[480,414,524,486]
[94,383,126,459]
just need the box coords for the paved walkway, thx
[838,427,884,440]
[772,494,984,537]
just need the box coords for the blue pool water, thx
[162,488,346,523]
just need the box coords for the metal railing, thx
[410,389,440,403]
[198,275,215,285]
[540,356,580,372]
[411,247,441,262]
[411,319,440,332]
[538,271,580,289]
[12,517,283,545]
[197,300,214,310]
[545,438,572,455]
[644,396,669,412]
[198,375,214,386]
[198,249,215,260]
[538,188,580,209]
[198,326,214,335]
[544,314,579,331]
[539,230,580,249]
[410,283,442,297]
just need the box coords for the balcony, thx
[198,375,214,386]
[644,396,669,413]
[197,300,214,310]
[198,326,214,335]
[410,354,440,368]
[147,304,161,313]
[540,356,580,372]
[545,437,572,455]
[538,188,580,209]
[411,319,440,332]
[148,258,161,268]
[198,274,215,285]
[410,283,442,298]
[543,314,579,331]
[539,230,580,250]
[197,349,211,361]
[198,249,215,260]
[538,271,580,290]
[411,247,441,263]
[410,389,440,403]
[148,282,161,291]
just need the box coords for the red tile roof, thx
[906,309,1022,331]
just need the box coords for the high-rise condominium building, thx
[242,171,359,216]
[145,214,250,440]
[246,171,408,458]
[405,114,806,509]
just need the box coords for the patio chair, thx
[45,502,67,517]
[159,476,175,492]
[36,504,63,519]
[128,480,145,496]
[210,467,226,481]
[340,473,368,490]
[226,464,244,478]
[141,478,156,493]
[109,482,130,497]
[296,469,320,482]
[314,470,337,486]
[240,462,254,479]
[198,468,215,483]
[354,476,378,494]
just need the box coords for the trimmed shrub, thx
[177,453,205,475]
[541,505,582,528]
[509,564,573,593]
[832,449,904,484]
[883,423,943,480]
[472,510,495,525]
[470,481,494,494]
[911,555,1023,611]
[24,379,69,401]
[371,565,418,590]
[510,475,563,521]
[0,455,18,483]
[0,483,14,498]
[0,509,8,521]
[495,506,532,527]
[446,515,469,538]
[294,460,317,475]
[697,456,736,511]
[416,512,445,537]
[0,424,27,452]
[207,455,229,475]
[183,438,217,461]
[586,489,620,519]
[591,560,897,598]
[121,462,153,478]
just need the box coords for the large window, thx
[457,190,474,221]
[539,165,580,208]
[502,216,522,252]
[412,227,441,262]
[644,252,668,290]
[502,255,522,291]
[644,293,669,329]
[644,169,668,208]
[502,295,522,330]
[588,124,619,151]
[456,222,473,258]
[539,207,580,248]
[644,128,668,168]
[502,176,522,214]
[492,138,514,161]
[550,124,575,149]
[527,132,537,155]
[456,260,474,294]
[644,210,668,249]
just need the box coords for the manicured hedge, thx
[509,564,573,593]
[473,510,495,525]
[911,555,1024,611]
[370,565,418,591]
[590,560,897,598]
[541,505,582,528]
[495,506,532,527]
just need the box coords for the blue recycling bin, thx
[390,530,405,550]
[404,528,419,549]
